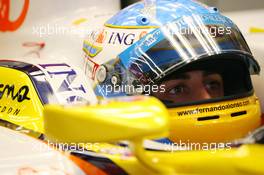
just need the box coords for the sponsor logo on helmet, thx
[108,32,136,45]
[83,40,103,58]
[96,29,107,44]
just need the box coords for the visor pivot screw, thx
[210,7,219,12]
[96,65,107,83]
[136,15,150,25]
[111,75,120,85]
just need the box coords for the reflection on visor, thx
[118,14,259,85]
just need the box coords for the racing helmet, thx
[83,0,262,144]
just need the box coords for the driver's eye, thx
[205,80,222,91]
[169,84,188,95]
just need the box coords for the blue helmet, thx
[83,0,261,143]
[84,0,259,96]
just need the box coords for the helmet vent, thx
[136,15,150,25]
[213,7,218,12]
[231,111,247,117]
[210,7,219,13]
[197,115,219,121]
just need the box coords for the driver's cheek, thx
[207,90,223,99]
[205,85,224,99]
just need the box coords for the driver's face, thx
[153,70,224,103]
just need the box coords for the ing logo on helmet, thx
[0,0,29,32]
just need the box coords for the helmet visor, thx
[118,14,259,84]
[118,14,260,106]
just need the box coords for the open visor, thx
[118,14,260,105]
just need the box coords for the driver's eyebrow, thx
[202,71,219,77]
[173,73,191,79]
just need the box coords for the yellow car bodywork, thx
[0,66,43,135]
[0,65,264,175]
[44,97,264,175]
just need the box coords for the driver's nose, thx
[192,85,211,101]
